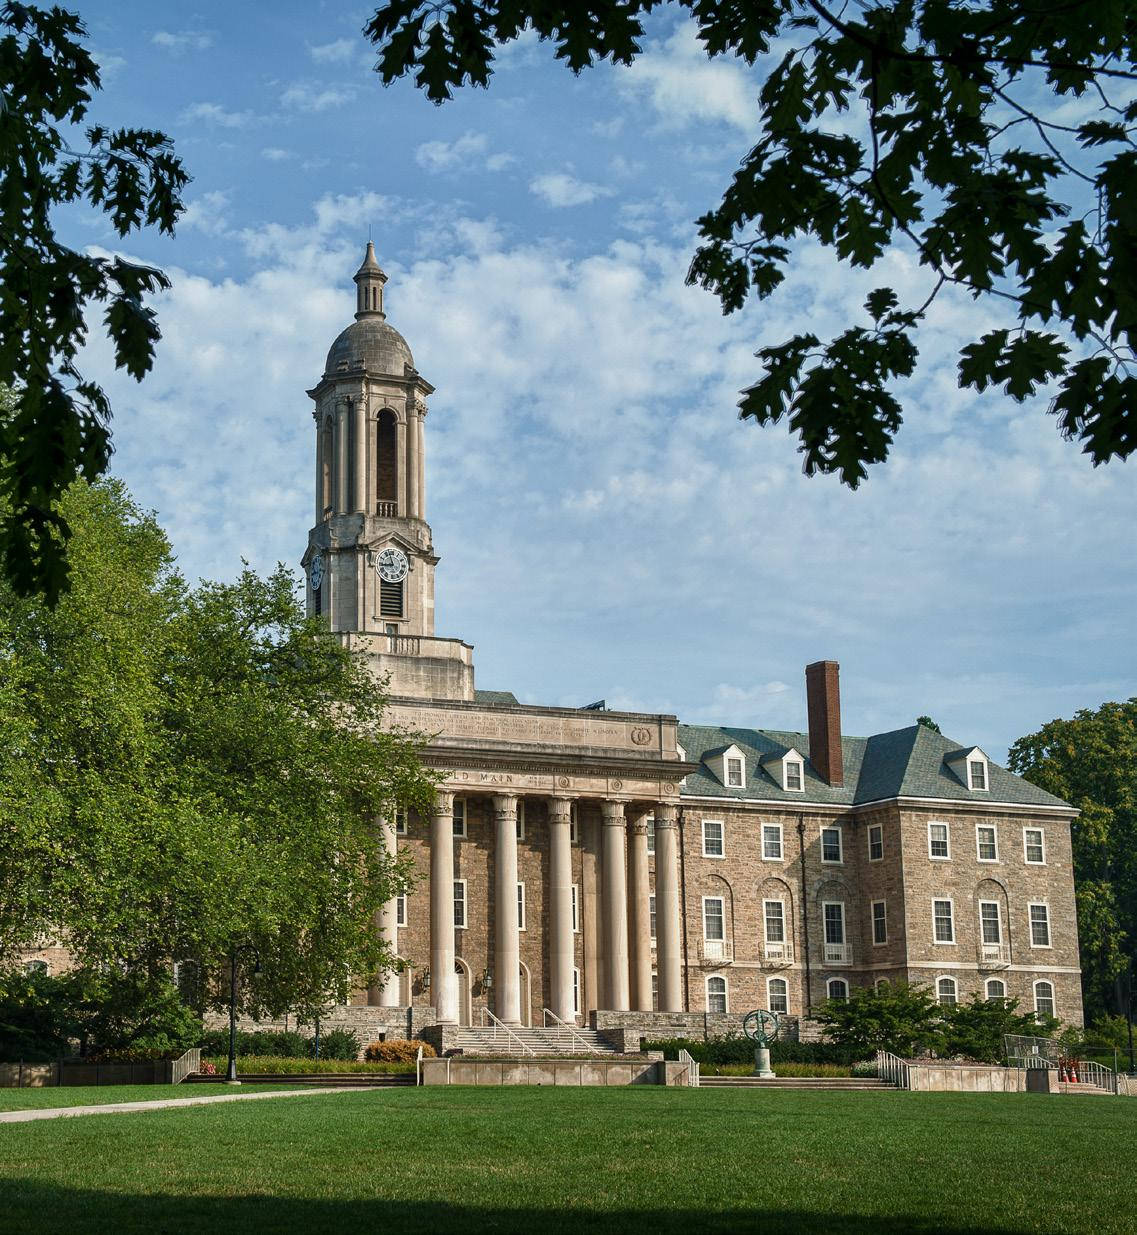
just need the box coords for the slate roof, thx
[473,689,519,706]
[678,722,1070,809]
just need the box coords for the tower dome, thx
[323,241,415,376]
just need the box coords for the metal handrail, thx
[876,1049,910,1090]
[678,1047,700,1088]
[480,1007,535,1055]
[1076,1058,1118,1094]
[541,1008,603,1055]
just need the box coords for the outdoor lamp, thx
[421,968,431,991]
[481,968,493,990]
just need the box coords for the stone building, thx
[294,245,1083,1041]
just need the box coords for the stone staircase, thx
[453,1025,621,1056]
[699,1075,894,1091]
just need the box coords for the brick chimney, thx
[805,660,844,787]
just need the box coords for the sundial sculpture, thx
[742,1009,780,1078]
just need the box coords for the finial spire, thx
[353,241,387,319]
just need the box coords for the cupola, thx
[354,240,388,318]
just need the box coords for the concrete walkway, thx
[0,1086,383,1124]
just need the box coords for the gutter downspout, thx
[797,815,812,1017]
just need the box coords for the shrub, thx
[308,1028,361,1060]
[364,1038,436,1062]
[941,996,1048,1063]
[201,1055,416,1075]
[851,1060,879,1077]
[199,1059,218,1076]
[813,981,944,1057]
[198,1029,310,1057]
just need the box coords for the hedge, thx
[641,1036,864,1066]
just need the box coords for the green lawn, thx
[0,1083,307,1111]
[0,1087,1133,1233]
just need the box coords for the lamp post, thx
[225,946,261,1085]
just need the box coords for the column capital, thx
[547,796,573,823]
[626,803,652,833]
[492,793,518,820]
[655,802,679,828]
[601,800,626,826]
[431,789,454,816]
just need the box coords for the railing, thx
[762,941,794,967]
[480,1007,535,1055]
[823,942,851,964]
[1076,1059,1118,1094]
[542,1008,603,1055]
[978,942,1011,968]
[876,1049,910,1090]
[376,501,398,517]
[387,635,421,656]
[678,1047,700,1088]
[172,1047,201,1085]
[700,939,733,964]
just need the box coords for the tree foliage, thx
[365,0,1137,482]
[0,5,187,600]
[1008,699,1137,1021]
[0,480,436,1020]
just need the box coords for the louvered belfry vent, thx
[380,578,404,618]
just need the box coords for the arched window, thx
[23,960,48,976]
[985,978,1006,1002]
[826,977,848,1002]
[767,977,788,1015]
[376,410,398,513]
[937,977,958,1006]
[706,975,728,1014]
[1033,980,1055,1018]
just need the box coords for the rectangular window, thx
[768,978,789,1015]
[928,822,950,859]
[976,824,998,862]
[703,897,725,942]
[517,882,526,931]
[702,819,724,858]
[1034,982,1055,1017]
[651,973,658,1012]
[823,902,845,946]
[969,759,987,790]
[649,894,657,940]
[726,756,743,787]
[764,900,785,944]
[980,901,1001,945]
[1024,827,1045,864]
[394,807,407,835]
[453,880,466,929]
[785,761,803,791]
[572,968,580,1015]
[706,977,728,1014]
[570,802,578,844]
[872,900,887,945]
[868,824,884,861]
[453,798,466,838]
[396,894,406,928]
[516,800,526,841]
[821,826,842,864]
[571,884,580,933]
[1029,903,1051,947]
[933,899,955,944]
[646,815,655,855]
[762,823,783,861]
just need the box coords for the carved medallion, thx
[610,779,623,791]
[557,775,571,788]
[630,726,651,746]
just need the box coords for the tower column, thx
[547,797,575,1022]
[430,791,458,1023]
[655,803,683,1013]
[314,414,323,524]
[415,411,426,519]
[396,415,408,518]
[407,404,421,519]
[627,807,653,1012]
[352,395,367,514]
[601,801,630,1011]
[368,813,400,1007]
[335,398,349,514]
[493,795,522,1025]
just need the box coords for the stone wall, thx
[421,1056,688,1087]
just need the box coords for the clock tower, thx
[303,244,474,700]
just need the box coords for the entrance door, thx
[518,961,531,1026]
[455,959,473,1026]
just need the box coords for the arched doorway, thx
[455,958,473,1027]
[518,961,532,1026]
[398,960,411,1006]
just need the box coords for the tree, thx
[0,480,435,1018]
[0,7,187,601]
[1008,700,1137,1021]
[365,1,1137,483]
[941,994,1055,1062]
[916,715,941,733]
[812,979,944,1056]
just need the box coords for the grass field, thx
[0,1087,1133,1233]
[0,1083,305,1111]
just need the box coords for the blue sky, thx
[69,2,1136,760]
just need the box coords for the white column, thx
[547,797,575,1022]
[335,398,349,514]
[627,807,653,1012]
[416,411,426,519]
[601,801,630,1011]
[368,813,401,1007]
[655,803,682,1012]
[314,414,323,524]
[430,791,458,1023]
[493,794,522,1025]
[407,403,420,519]
[396,414,407,517]
[352,396,367,514]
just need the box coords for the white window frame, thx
[985,978,1007,1001]
[927,821,951,860]
[706,975,729,1014]
[702,818,725,859]
[570,802,578,844]
[572,967,580,1015]
[1023,826,1046,865]
[646,814,655,855]
[394,807,407,836]
[1028,901,1051,949]
[784,759,804,792]
[1033,979,1056,1018]
[936,976,958,1006]
[975,823,999,863]
[571,883,580,933]
[517,881,526,931]
[767,976,789,1014]
[453,797,467,838]
[968,757,989,791]
[820,824,843,865]
[649,894,657,941]
[978,900,1002,945]
[702,895,726,942]
[867,824,884,862]
[826,977,849,1001]
[762,822,784,861]
[651,971,658,1012]
[871,899,887,946]
[516,800,526,842]
[453,879,467,930]
[396,894,407,928]
[726,755,745,788]
[822,900,846,947]
[763,899,786,945]
[932,897,955,945]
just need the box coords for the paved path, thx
[0,1086,382,1124]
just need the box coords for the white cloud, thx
[180,102,258,129]
[261,147,295,162]
[281,82,357,112]
[618,21,756,132]
[309,38,356,64]
[152,30,213,53]
[416,131,487,172]
[529,172,613,207]
[180,190,231,236]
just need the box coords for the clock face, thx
[376,547,409,583]
[309,553,324,591]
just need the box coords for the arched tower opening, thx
[376,409,398,515]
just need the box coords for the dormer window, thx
[945,746,991,792]
[761,746,806,792]
[726,756,744,787]
[785,760,803,791]
[968,759,987,790]
[705,744,746,790]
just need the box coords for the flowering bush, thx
[198,1059,218,1075]
[364,1038,436,1062]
